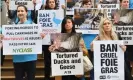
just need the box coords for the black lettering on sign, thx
[100,44,117,52]
[15,1,27,5]
[64,71,71,74]
[101,59,118,66]
[101,67,118,73]
[60,65,75,70]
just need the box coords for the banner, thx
[2,24,42,55]
[9,0,34,10]
[74,9,107,34]
[51,33,83,76]
[38,10,64,45]
[94,40,124,80]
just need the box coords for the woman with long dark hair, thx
[49,16,88,80]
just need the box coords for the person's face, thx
[83,2,92,8]
[48,0,56,9]
[65,19,73,31]
[103,19,112,32]
[121,0,129,8]
[17,7,27,20]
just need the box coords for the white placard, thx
[9,0,34,10]
[98,4,119,9]
[38,10,64,45]
[94,40,124,80]
[51,52,83,76]
[2,24,42,55]
[115,26,133,45]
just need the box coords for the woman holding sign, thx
[90,18,132,80]
[12,5,37,80]
[49,16,88,80]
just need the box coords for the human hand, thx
[119,45,126,52]
[33,0,36,6]
[49,45,56,52]
[61,5,66,9]
[40,33,45,39]
[0,34,4,40]
[5,0,9,10]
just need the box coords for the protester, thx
[49,16,88,80]
[90,18,132,80]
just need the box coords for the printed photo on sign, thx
[74,0,94,8]
[38,10,64,45]
[96,0,119,9]
[50,33,83,76]
[115,26,133,45]
[2,24,42,55]
[9,0,34,10]
[50,33,82,52]
[41,0,65,10]
[111,9,133,25]
[93,41,124,80]
[74,9,107,34]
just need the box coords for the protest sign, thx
[9,0,34,10]
[74,9,107,34]
[51,33,83,76]
[115,26,133,45]
[51,52,83,76]
[2,24,42,55]
[38,10,64,45]
[94,40,124,80]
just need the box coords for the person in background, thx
[34,0,65,79]
[49,16,88,80]
[120,0,129,9]
[81,0,93,8]
[40,0,65,10]
[90,18,132,80]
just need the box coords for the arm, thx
[80,38,88,56]
[90,35,99,51]
[8,10,17,19]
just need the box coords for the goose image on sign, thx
[52,12,62,27]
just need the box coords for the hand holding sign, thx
[40,33,46,39]
[119,45,126,52]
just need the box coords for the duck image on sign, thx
[52,12,62,27]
